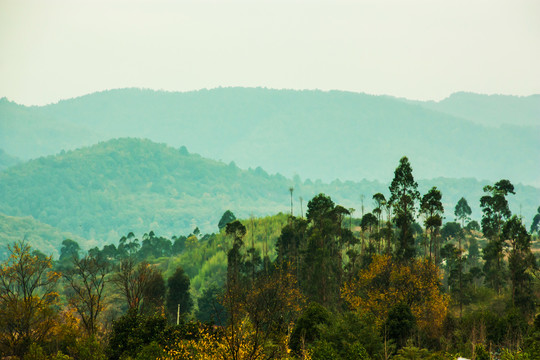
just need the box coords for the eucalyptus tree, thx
[480,179,515,293]
[373,193,386,253]
[454,197,472,228]
[503,216,536,317]
[453,197,471,316]
[420,187,444,264]
[389,157,420,261]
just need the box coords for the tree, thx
[290,302,331,355]
[384,303,416,350]
[480,179,515,294]
[420,187,444,263]
[480,179,515,238]
[373,193,386,253]
[141,270,166,315]
[106,309,167,360]
[454,197,472,317]
[454,197,472,228]
[302,194,344,307]
[389,157,420,261]
[503,216,536,317]
[59,239,81,261]
[166,267,193,323]
[361,213,378,255]
[63,254,108,336]
[218,210,237,231]
[111,258,156,311]
[289,186,294,217]
[530,206,540,234]
[196,285,226,325]
[0,241,61,356]
[342,255,448,338]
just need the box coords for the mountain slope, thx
[1,88,538,186]
[0,138,538,246]
[0,213,87,259]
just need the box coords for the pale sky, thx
[1,0,539,105]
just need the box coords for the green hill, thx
[0,138,538,247]
[1,88,538,186]
[0,213,87,259]
[0,149,21,171]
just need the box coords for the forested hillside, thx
[1,138,538,247]
[1,162,538,359]
[1,88,538,186]
[0,213,86,259]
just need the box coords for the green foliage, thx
[0,137,538,252]
[166,267,193,322]
[389,157,420,261]
[106,309,167,360]
[455,197,472,225]
[218,210,236,231]
[384,303,416,350]
[316,311,382,359]
[289,302,331,355]
[0,213,86,260]
[195,285,226,325]
[475,344,490,360]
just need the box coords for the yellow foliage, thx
[341,255,449,336]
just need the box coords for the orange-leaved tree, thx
[341,254,448,337]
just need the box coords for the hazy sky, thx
[1,0,539,105]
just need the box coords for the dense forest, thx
[1,138,538,250]
[1,88,538,186]
[1,156,539,360]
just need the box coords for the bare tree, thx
[111,258,154,311]
[63,254,108,335]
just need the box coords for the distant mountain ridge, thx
[0,88,538,186]
[0,138,537,247]
[403,92,540,127]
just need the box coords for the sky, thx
[0,0,539,105]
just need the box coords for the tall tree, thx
[503,216,536,317]
[141,270,166,315]
[420,187,444,264]
[454,197,472,228]
[453,196,471,317]
[111,258,155,311]
[389,157,420,261]
[166,267,193,323]
[480,179,515,293]
[373,193,386,253]
[303,194,344,307]
[289,186,294,217]
[63,254,108,335]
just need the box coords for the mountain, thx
[407,92,540,128]
[0,138,538,247]
[1,88,538,186]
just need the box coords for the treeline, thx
[1,157,539,359]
